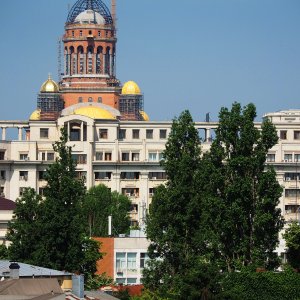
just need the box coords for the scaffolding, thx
[37,93,64,120]
[119,94,144,121]
[67,0,113,24]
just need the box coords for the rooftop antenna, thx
[205,112,211,123]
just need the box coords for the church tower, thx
[60,0,120,109]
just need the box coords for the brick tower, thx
[60,0,121,109]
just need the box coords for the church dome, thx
[73,106,116,119]
[75,9,105,25]
[40,75,59,93]
[67,0,113,25]
[140,111,149,121]
[29,109,41,121]
[122,81,141,95]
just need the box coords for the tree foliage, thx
[283,221,300,270]
[7,188,42,263]
[144,110,216,299]
[82,184,131,237]
[201,102,284,271]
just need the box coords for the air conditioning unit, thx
[287,177,291,181]
[132,209,137,214]
[26,157,30,161]
[116,269,123,274]
[152,177,157,180]
[104,177,109,179]
[24,176,28,181]
[284,159,289,162]
[20,176,24,180]
[286,210,292,214]
[126,193,131,197]
[149,193,153,197]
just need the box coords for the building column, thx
[103,52,106,75]
[18,127,23,141]
[80,122,84,141]
[205,128,211,142]
[1,127,6,141]
[109,50,113,76]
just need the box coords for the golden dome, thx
[73,106,116,119]
[40,74,59,93]
[122,81,141,95]
[140,111,149,121]
[29,109,41,121]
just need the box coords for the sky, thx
[0,0,300,122]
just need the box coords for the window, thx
[146,129,153,139]
[284,154,293,162]
[39,188,45,197]
[79,30,82,36]
[20,153,28,161]
[119,129,126,140]
[285,189,300,198]
[149,188,156,197]
[266,154,275,162]
[38,171,46,181]
[149,172,166,180]
[127,278,137,285]
[160,129,167,139]
[95,152,103,161]
[0,171,5,180]
[98,97,102,103]
[132,129,139,139]
[76,171,86,180]
[294,131,300,140]
[99,129,108,139]
[116,278,126,284]
[104,152,112,161]
[98,31,101,37]
[116,253,126,270]
[40,128,49,139]
[88,30,92,35]
[95,172,112,180]
[0,186,4,196]
[122,152,130,161]
[158,152,163,161]
[132,152,140,161]
[88,97,93,102]
[122,188,139,197]
[72,154,87,164]
[148,152,157,162]
[280,130,287,140]
[131,204,138,213]
[72,31,74,37]
[127,253,137,269]
[78,97,83,103]
[47,153,55,161]
[19,187,26,196]
[284,173,300,181]
[19,171,28,181]
[0,152,4,160]
[140,253,149,268]
[121,172,140,180]
[105,30,108,37]
[285,205,300,214]
[295,154,300,162]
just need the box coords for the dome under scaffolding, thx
[67,0,113,25]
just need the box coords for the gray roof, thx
[0,261,72,278]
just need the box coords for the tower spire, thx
[111,0,116,28]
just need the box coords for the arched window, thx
[87,46,94,74]
[96,46,103,74]
[77,46,84,73]
[105,47,110,75]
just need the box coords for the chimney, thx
[9,262,20,279]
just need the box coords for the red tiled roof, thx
[0,197,16,211]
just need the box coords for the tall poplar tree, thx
[144,111,216,299]
[34,128,86,272]
[202,102,284,271]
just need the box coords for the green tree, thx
[202,102,284,271]
[83,184,131,237]
[144,110,216,299]
[283,221,300,270]
[33,128,86,272]
[7,188,42,263]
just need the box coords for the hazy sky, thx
[0,0,300,122]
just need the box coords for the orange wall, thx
[94,237,114,279]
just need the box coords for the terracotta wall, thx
[94,237,114,278]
